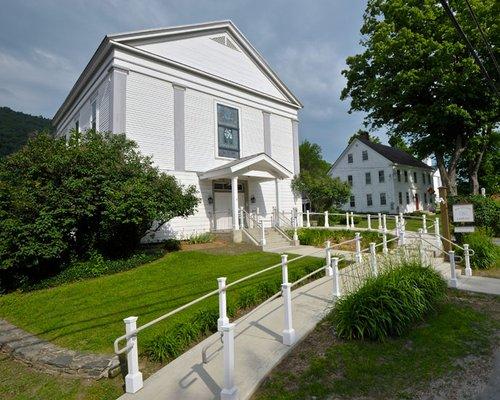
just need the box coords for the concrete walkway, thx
[118,274,335,400]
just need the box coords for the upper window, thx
[428,173,432,185]
[365,172,371,185]
[91,100,97,131]
[422,172,426,184]
[378,170,385,183]
[75,119,79,133]
[397,169,401,182]
[413,171,417,183]
[404,170,408,183]
[362,150,368,161]
[380,192,387,205]
[347,175,353,186]
[217,104,240,158]
[347,153,353,163]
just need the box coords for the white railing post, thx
[382,229,388,254]
[422,214,427,234]
[293,226,299,246]
[324,211,329,228]
[345,212,350,229]
[369,242,378,276]
[435,218,441,250]
[418,229,425,265]
[239,206,244,229]
[398,226,405,246]
[382,213,387,232]
[464,244,472,276]
[217,277,229,331]
[325,240,333,276]
[220,323,238,400]
[449,250,458,288]
[355,232,362,263]
[378,212,382,230]
[306,210,311,228]
[332,257,341,297]
[350,212,355,228]
[260,220,267,247]
[395,215,400,237]
[123,317,143,394]
[367,214,372,230]
[281,254,296,346]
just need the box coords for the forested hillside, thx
[0,107,53,157]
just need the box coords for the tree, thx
[293,140,350,211]
[0,131,199,281]
[348,129,381,144]
[341,0,499,195]
[388,135,416,157]
[298,140,331,174]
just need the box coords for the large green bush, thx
[330,262,446,341]
[0,131,199,289]
[458,229,499,270]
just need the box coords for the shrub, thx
[330,261,446,341]
[294,228,392,251]
[458,229,499,270]
[0,131,199,289]
[187,232,215,244]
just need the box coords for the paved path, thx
[118,274,335,400]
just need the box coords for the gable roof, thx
[329,137,433,173]
[53,21,301,126]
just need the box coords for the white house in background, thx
[329,136,435,214]
[424,157,443,202]
[53,21,302,242]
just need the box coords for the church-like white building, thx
[329,136,436,214]
[53,21,302,242]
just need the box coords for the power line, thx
[463,0,500,78]
[439,0,498,94]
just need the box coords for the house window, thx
[347,175,353,186]
[422,172,426,183]
[428,173,432,185]
[413,171,417,183]
[365,172,371,184]
[398,192,403,205]
[397,169,401,182]
[217,104,240,158]
[380,192,387,205]
[378,170,385,183]
[350,195,355,207]
[91,100,97,131]
[347,153,353,163]
[406,192,410,204]
[424,193,427,203]
[404,170,408,182]
[362,150,368,161]
[367,194,373,206]
[75,119,79,133]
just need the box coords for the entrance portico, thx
[199,153,293,241]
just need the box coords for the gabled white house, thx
[53,21,302,242]
[329,136,435,213]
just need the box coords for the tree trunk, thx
[468,127,490,195]
[435,134,467,196]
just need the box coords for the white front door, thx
[214,192,245,230]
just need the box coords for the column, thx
[275,178,280,226]
[231,176,239,230]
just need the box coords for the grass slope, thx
[0,250,323,353]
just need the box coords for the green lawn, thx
[0,250,323,354]
[253,291,499,400]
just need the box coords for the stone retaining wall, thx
[0,319,119,378]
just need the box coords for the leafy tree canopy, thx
[0,131,199,286]
[348,129,381,144]
[341,0,499,195]
[299,140,331,174]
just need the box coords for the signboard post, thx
[438,187,451,259]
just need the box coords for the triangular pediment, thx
[109,21,301,106]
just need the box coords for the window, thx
[424,193,427,203]
[397,169,401,182]
[404,170,408,182]
[413,171,417,183]
[365,172,371,184]
[406,192,410,204]
[362,150,368,161]
[217,104,240,158]
[378,170,385,183]
[398,192,403,204]
[428,173,432,185]
[347,175,353,186]
[350,195,355,207]
[367,194,373,206]
[75,119,79,133]
[380,192,387,205]
[91,100,97,131]
[422,172,426,183]
[347,153,353,163]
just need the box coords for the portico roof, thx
[199,153,293,180]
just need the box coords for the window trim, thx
[397,169,401,182]
[362,150,368,161]
[347,153,353,163]
[367,193,373,206]
[380,192,387,206]
[349,195,355,208]
[347,175,353,186]
[378,170,385,183]
[404,170,408,183]
[365,172,371,185]
[214,100,242,160]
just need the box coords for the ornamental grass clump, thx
[330,261,446,341]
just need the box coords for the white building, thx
[329,136,435,214]
[53,21,302,242]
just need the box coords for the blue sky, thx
[0,0,386,162]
